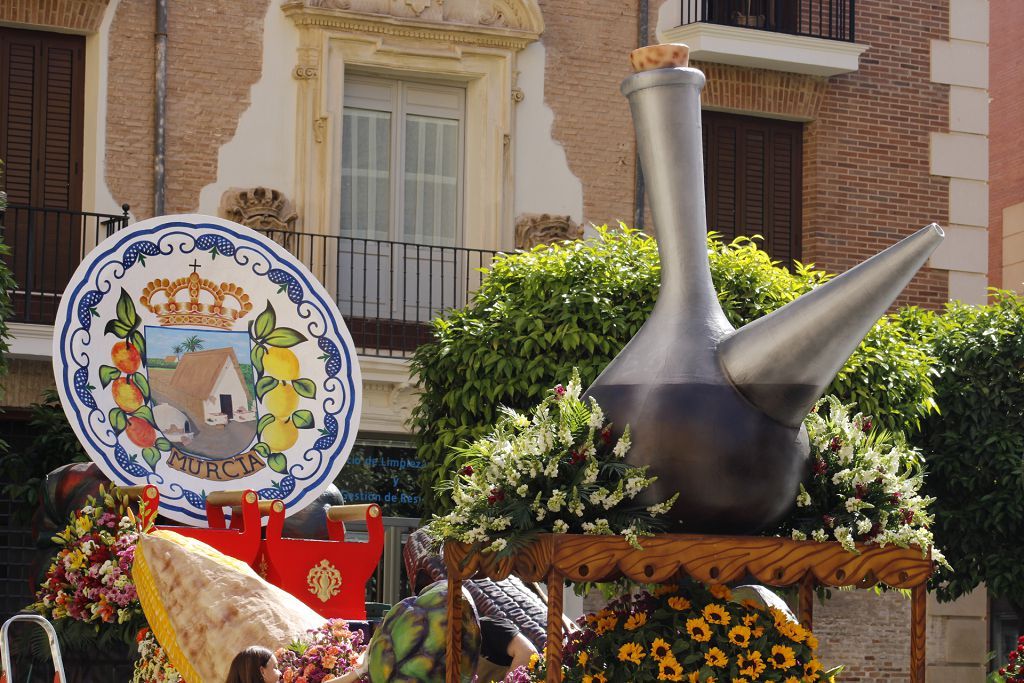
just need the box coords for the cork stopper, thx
[629,43,690,72]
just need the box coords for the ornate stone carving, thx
[515,214,583,250]
[406,0,432,15]
[219,187,298,233]
[294,65,319,79]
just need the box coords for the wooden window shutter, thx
[701,110,803,263]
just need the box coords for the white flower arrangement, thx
[427,370,678,555]
[781,395,946,566]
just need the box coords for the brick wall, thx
[803,0,950,308]
[0,0,109,32]
[989,0,1024,290]
[105,0,271,219]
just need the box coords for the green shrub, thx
[410,227,938,515]
[919,291,1024,605]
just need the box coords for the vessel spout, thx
[718,223,945,427]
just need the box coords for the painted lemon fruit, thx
[125,416,157,448]
[111,378,145,413]
[110,341,142,374]
[262,419,299,452]
[263,347,300,381]
[264,384,299,418]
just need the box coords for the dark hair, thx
[226,646,274,683]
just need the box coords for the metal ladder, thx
[0,614,66,683]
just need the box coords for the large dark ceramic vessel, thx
[583,44,943,534]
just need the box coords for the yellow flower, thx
[741,599,761,610]
[806,634,819,650]
[657,654,684,681]
[784,677,801,683]
[650,637,673,661]
[583,677,593,683]
[752,627,764,638]
[705,647,728,668]
[618,642,646,665]
[742,613,759,627]
[732,679,749,683]
[595,614,619,635]
[803,660,824,680]
[686,617,712,642]
[654,583,680,597]
[687,673,700,683]
[528,653,540,671]
[593,674,607,683]
[625,612,648,630]
[728,625,752,647]
[738,650,766,679]
[709,584,733,600]
[578,651,588,667]
[770,645,796,670]
[668,596,692,611]
[702,603,731,626]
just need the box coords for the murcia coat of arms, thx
[53,215,362,525]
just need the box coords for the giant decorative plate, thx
[53,215,362,525]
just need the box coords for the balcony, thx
[663,0,868,77]
[0,206,498,358]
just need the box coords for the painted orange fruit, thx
[125,416,157,448]
[111,378,145,413]
[110,341,142,374]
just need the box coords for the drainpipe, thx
[633,0,649,231]
[154,0,167,216]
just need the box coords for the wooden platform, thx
[443,533,933,682]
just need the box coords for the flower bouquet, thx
[133,627,183,683]
[275,620,366,683]
[427,370,678,555]
[994,635,1024,683]
[781,396,944,564]
[30,484,149,650]
[505,580,841,682]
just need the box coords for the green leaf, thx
[252,442,271,457]
[292,378,317,399]
[104,319,132,339]
[142,447,160,470]
[131,330,146,360]
[256,376,279,401]
[132,372,151,399]
[98,365,121,388]
[155,437,173,452]
[257,414,275,435]
[254,302,276,340]
[108,408,128,433]
[291,410,314,429]
[267,453,287,473]
[132,405,155,425]
[251,344,267,375]
[115,289,139,327]
[264,327,308,348]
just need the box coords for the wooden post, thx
[545,569,564,683]
[910,584,927,683]
[446,574,463,683]
[798,574,815,629]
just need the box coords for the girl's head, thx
[226,646,280,683]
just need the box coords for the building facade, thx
[0,0,994,678]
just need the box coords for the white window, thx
[339,76,466,324]
[341,76,464,247]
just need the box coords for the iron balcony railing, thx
[0,206,499,357]
[681,0,855,42]
[258,229,499,357]
[0,204,131,326]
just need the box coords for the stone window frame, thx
[281,0,543,253]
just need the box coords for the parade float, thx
[6,40,949,683]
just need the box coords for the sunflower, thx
[650,637,673,661]
[625,612,648,630]
[702,603,731,626]
[742,613,759,627]
[618,642,646,665]
[668,596,692,611]
[784,676,801,683]
[686,617,712,642]
[705,647,728,668]
[769,645,796,670]
[804,660,824,680]
[527,653,540,671]
[728,625,752,648]
[578,651,588,667]
[806,633,819,650]
[595,614,618,635]
[657,654,684,681]
[593,674,607,683]
[738,650,766,679]
[653,584,680,597]
[709,584,733,600]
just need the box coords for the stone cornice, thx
[281,0,542,51]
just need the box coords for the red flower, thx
[855,484,867,499]
[829,437,842,452]
[460,465,474,476]
[862,420,872,433]
[813,459,827,476]
[137,627,150,642]
[601,427,613,444]
[554,384,566,398]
